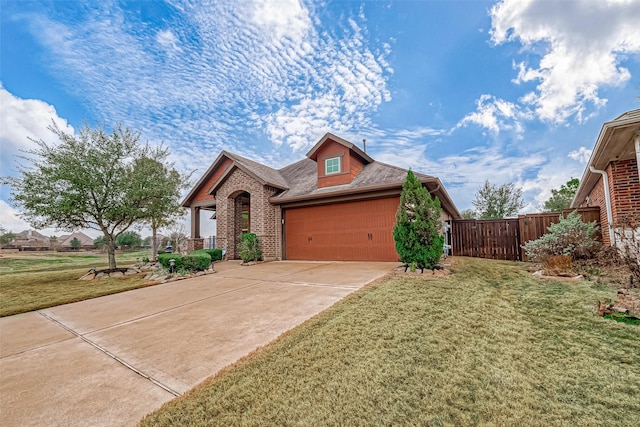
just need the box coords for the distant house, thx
[182,132,460,261]
[571,109,640,246]
[58,231,95,249]
[13,230,50,249]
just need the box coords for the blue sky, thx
[1,0,639,238]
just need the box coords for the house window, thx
[325,157,340,174]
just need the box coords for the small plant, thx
[238,233,262,263]
[523,210,601,263]
[142,256,150,264]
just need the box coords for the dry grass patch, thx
[0,250,155,316]
[140,258,640,427]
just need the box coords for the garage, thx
[284,197,400,261]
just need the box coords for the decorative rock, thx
[195,271,205,277]
[124,269,137,276]
[95,272,105,279]
[110,271,124,278]
[79,272,95,281]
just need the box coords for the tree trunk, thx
[152,226,159,262]
[107,237,117,270]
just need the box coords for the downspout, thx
[589,166,615,245]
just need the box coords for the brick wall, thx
[581,169,611,245]
[581,158,639,246]
[215,167,280,260]
[611,158,640,222]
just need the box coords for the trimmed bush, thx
[157,253,183,270]
[238,233,262,263]
[183,253,211,271]
[191,248,222,261]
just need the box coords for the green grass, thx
[0,250,155,316]
[139,258,640,427]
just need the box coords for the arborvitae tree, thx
[393,170,444,271]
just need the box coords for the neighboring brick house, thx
[182,133,460,261]
[58,231,95,250]
[571,109,640,246]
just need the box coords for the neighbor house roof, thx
[571,109,640,208]
[14,229,50,243]
[59,231,94,247]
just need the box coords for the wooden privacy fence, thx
[450,207,601,261]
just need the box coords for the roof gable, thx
[182,151,288,206]
[306,132,373,164]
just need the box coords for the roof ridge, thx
[371,160,436,180]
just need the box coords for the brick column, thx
[187,238,204,253]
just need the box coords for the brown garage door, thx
[284,197,400,261]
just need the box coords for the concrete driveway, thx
[0,261,397,427]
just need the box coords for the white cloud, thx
[373,143,546,212]
[490,0,640,123]
[156,29,182,53]
[0,84,74,178]
[0,199,60,236]
[248,0,312,44]
[21,0,392,157]
[456,94,530,136]
[568,146,593,164]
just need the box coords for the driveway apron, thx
[0,261,396,426]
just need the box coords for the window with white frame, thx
[325,157,340,174]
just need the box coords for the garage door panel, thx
[285,198,399,262]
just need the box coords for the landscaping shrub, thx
[523,210,601,262]
[238,233,262,263]
[191,248,222,261]
[183,253,212,271]
[157,253,183,270]
[393,170,444,270]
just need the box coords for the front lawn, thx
[139,258,640,426]
[0,250,156,316]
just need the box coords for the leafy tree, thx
[115,231,142,248]
[472,180,525,219]
[393,170,444,271]
[142,236,152,246]
[4,122,178,269]
[49,235,58,251]
[135,157,190,261]
[543,178,579,212]
[94,235,107,250]
[0,227,15,248]
[70,237,81,250]
[460,209,476,219]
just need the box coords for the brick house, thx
[182,133,460,261]
[571,109,640,246]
